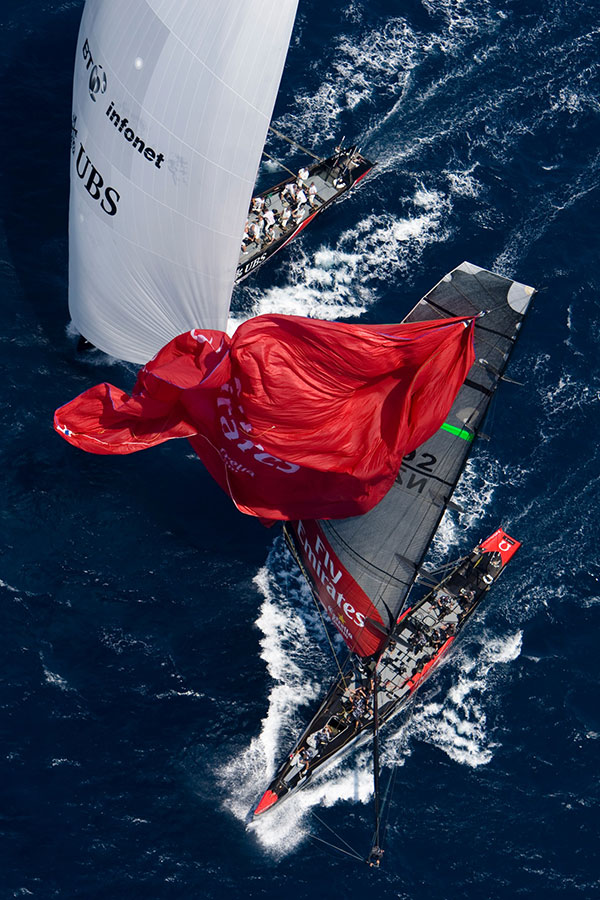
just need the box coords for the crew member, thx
[295,187,308,208]
[292,205,305,225]
[308,182,319,208]
[263,207,276,232]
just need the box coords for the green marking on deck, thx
[441,423,475,441]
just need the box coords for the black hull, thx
[253,529,520,816]
[235,146,373,284]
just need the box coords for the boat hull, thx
[235,146,373,284]
[253,528,520,816]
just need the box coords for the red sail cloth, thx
[54,314,475,521]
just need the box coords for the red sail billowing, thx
[54,314,475,521]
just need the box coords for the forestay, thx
[69,0,299,364]
[285,263,535,657]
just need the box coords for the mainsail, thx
[285,262,535,657]
[69,0,299,364]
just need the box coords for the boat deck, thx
[235,148,372,283]
[243,170,338,244]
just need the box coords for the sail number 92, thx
[395,451,438,492]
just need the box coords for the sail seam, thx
[463,377,493,396]
[151,9,278,119]
[81,59,258,184]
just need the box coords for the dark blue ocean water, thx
[1,1,599,897]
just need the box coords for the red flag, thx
[54,315,475,520]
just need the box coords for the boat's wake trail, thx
[390,630,523,769]
[232,185,452,329]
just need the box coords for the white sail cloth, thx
[69,0,299,363]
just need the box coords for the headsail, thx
[69,0,299,364]
[285,263,535,657]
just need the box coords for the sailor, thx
[444,621,457,638]
[251,195,265,213]
[263,208,276,230]
[240,222,251,253]
[333,174,346,189]
[279,206,292,229]
[292,205,305,225]
[282,181,297,203]
[431,629,444,649]
[297,744,318,776]
[297,166,309,185]
[349,686,371,732]
[310,723,333,750]
[295,187,308,208]
[308,182,319,208]
[248,220,262,244]
[367,846,385,868]
[408,625,427,650]
[457,588,475,615]
[435,592,452,615]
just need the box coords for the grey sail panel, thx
[317,262,534,630]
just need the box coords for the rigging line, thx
[371,667,382,854]
[283,528,350,688]
[307,833,364,861]
[311,811,364,859]
[424,296,479,320]
[379,765,399,846]
[260,149,296,179]
[267,125,324,162]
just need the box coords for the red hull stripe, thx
[408,636,455,693]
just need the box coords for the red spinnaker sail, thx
[54,314,475,521]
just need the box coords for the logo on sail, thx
[293,520,386,657]
[73,143,120,217]
[82,39,106,101]
[88,64,106,102]
[215,378,300,477]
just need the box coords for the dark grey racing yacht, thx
[253,263,535,865]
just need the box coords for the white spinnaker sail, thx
[69,0,299,364]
